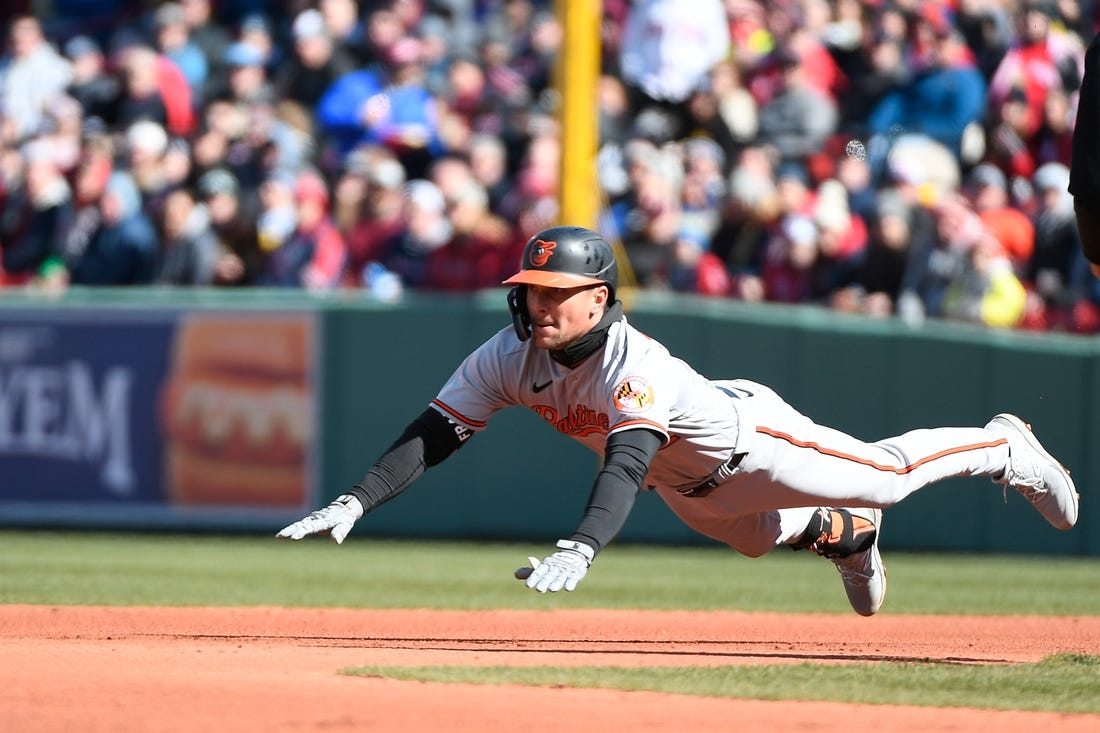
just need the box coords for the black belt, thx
[677,452,745,498]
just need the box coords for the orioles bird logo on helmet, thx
[502,226,619,342]
[530,240,556,267]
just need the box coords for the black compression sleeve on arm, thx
[1071,34,1100,264]
[347,407,470,513]
[1070,33,1100,203]
[568,428,663,555]
[1075,199,1100,265]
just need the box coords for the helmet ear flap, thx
[507,285,531,341]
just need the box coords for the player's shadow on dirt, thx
[165,634,1008,665]
[344,639,1008,665]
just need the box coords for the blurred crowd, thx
[1,0,1099,333]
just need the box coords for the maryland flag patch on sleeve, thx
[613,376,655,413]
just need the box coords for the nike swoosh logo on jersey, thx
[532,380,553,393]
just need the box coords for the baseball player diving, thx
[278,225,1079,616]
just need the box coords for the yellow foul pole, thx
[555,0,601,229]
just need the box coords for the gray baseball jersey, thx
[432,316,750,494]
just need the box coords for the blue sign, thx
[0,309,318,528]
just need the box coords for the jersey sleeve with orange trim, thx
[430,327,525,430]
[600,324,688,443]
[600,320,743,493]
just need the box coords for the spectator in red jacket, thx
[424,179,519,291]
[113,42,195,138]
[965,163,1035,273]
[260,169,347,289]
[338,150,408,288]
[988,0,1083,141]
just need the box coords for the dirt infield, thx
[3,605,1099,732]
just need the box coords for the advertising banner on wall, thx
[0,309,318,529]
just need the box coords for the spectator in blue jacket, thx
[867,25,987,162]
[315,35,444,178]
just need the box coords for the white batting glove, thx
[276,494,364,544]
[524,539,596,593]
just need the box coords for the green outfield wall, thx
[1,288,1095,555]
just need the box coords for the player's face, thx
[526,283,608,350]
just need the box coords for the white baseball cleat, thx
[829,508,885,617]
[985,414,1079,531]
[803,507,886,617]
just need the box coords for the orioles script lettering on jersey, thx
[532,403,610,437]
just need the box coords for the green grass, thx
[344,654,1100,713]
[4,530,1098,714]
[1,530,1098,614]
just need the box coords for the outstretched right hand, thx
[522,540,595,593]
[276,494,364,544]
